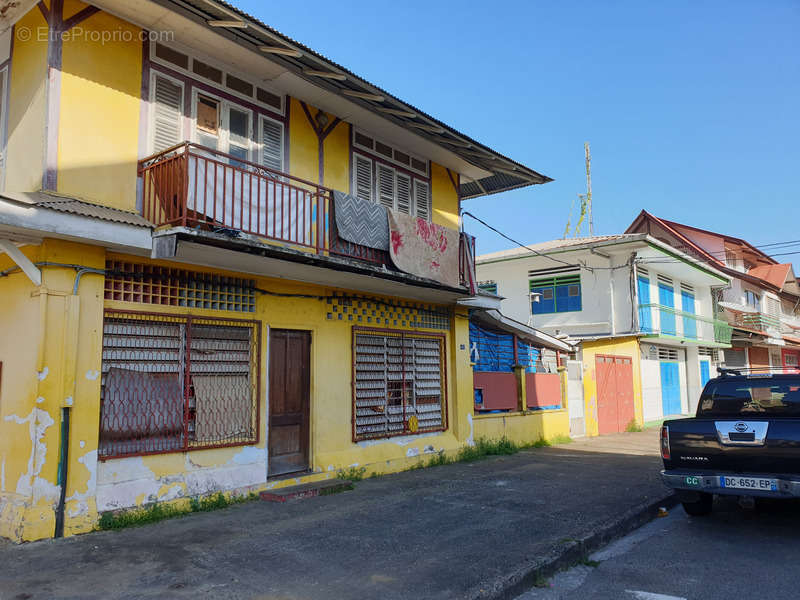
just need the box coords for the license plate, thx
[720,476,777,491]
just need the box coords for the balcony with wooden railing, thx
[138,143,476,290]
[729,311,782,336]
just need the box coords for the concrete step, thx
[259,479,354,503]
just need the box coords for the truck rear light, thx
[660,425,670,460]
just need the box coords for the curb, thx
[469,492,680,600]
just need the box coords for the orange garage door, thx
[596,355,635,434]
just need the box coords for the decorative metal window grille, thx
[657,347,679,361]
[353,329,446,441]
[104,261,256,312]
[699,347,720,362]
[99,310,261,460]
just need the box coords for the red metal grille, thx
[104,260,256,311]
[99,310,261,460]
[352,328,447,441]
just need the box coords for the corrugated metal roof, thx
[0,192,152,227]
[477,234,645,263]
[164,0,551,198]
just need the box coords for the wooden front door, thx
[596,355,635,434]
[268,329,311,476]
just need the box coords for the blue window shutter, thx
[555,284,570,313]
[532,286,554,314]
[637,275,652,332]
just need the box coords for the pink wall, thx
[526,373,562,409]
[474,372,518,411]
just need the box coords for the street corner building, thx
[0,0,564,542]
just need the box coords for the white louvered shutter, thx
[260,117,283,171]
[152,75,183,153]
[354,155,373,202]
[377,164,395,210]
[413,180,430,220]
[396,172,411,214]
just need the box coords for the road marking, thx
[626,591,687,600]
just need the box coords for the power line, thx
[463,211,595,272]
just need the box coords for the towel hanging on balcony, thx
[332,190,389,251]
[387,210,460,288]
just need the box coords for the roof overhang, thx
[471,308,573,352]
[92,0,550,198]
[0,195,153,255]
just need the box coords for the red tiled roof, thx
[748,264,792,290]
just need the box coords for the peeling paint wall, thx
[0,239,105,541]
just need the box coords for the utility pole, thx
[585,142,593,237]
[564,142,594,238]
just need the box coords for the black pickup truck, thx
[661,370,800,516]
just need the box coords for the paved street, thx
[0,430,669,600]
[518,496,800,600]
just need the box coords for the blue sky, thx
[239,0,800,268]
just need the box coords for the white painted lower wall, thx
[640,345,689,421]
[95,445,267,512]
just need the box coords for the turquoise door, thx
[681,290,696,339]
[700,360,711,386]
[658,282,676,335]
[660,361,681,415]
[637,275,652,332]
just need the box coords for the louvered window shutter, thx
[354,155,373,202]
[396,173,411,214]
[261,118,283,171]
[152,75,183,153]
[413,180,430,220]
[377,164,395,210]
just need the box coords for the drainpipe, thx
[53,266,104,538]
[54,407,70,538]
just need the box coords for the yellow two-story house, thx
[0,0,554,542]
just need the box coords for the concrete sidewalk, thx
[0,429,672,600]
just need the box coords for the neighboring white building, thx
[476,234,731,436]
[626,212,800,371]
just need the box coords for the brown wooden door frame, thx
[268,328,311,477]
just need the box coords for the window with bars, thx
[352,329,446,441]
[98,311,260,460]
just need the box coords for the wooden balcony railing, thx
[138,142,476,289]
[730,311,782,335]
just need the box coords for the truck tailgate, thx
[665,418,800,475]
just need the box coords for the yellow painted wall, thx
[472,410,570,446]
[431,162,459,230]
[323,121,350,192]
[288,97,318,185]
[5,7,48,191]
[58,2,142,210]
[580,337,643,437]
[0,239,105,542]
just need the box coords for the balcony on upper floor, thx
[728,311,783,337]
[137,142,476,293]
[638,303,732,346]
